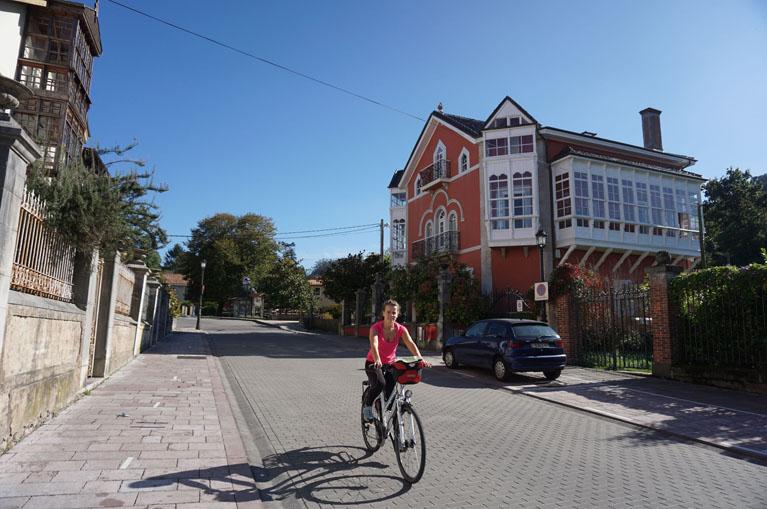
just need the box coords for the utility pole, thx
[380,219,385,262]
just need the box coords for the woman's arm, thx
[369,327,382,368]
[401,328,432,367]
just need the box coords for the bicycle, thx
[360,357,427,484]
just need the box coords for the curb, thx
[502,385,767,464]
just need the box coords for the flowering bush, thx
[547,263,604,299]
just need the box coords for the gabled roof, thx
[388,169,404,189]
[433,111,484,138]
[483,96,538,128]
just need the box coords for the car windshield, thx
[513,324,559,339]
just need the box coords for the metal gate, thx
[573,284,653,370]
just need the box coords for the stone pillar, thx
[74,250,101,386]
[553,293,578,363]
[127,262,150,355]
[92,253,120,377]
[436,265,452,349]
[146,278,161,345]
[354,288,365,331]
[646,263,682,378]
[372,274,385,322]
[0,103,41,361]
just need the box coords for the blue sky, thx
[89,0,767,271]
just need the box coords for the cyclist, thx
[363,299,431,421]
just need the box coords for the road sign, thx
[534,282,549,301]
[516,300,524,312]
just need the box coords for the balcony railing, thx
[412,231,460,259]
[418,160,451,190]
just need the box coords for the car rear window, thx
[512,324,559,339]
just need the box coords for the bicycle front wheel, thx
[393,404,426,483]
[361,389,382,452]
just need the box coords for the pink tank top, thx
[366,321,406,364]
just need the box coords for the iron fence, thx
[672,283,767,370]
[411,231,460,259]
[11,187,75,302]
[573,284,653,370]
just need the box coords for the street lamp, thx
[535,229,547,322]
[196,260,207,330]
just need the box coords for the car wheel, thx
[493,358,508,381]
[543,369,562,381]
[443,349,459,369]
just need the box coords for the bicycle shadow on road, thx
[255,444,413,506]
[130,463,260,504]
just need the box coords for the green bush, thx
[201,301,218,316]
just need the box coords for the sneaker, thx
[362,405,375,422]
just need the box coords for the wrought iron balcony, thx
[418,160,451,191]
[411,231,460,259]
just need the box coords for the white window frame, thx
[459,148,470,173]
[512,171,533,229]
[489,174,510,230]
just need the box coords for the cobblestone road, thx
[204,319,767,509]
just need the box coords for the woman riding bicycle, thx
[363,299,431,421]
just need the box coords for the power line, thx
[166,222,382,240]
[106,0,425,122]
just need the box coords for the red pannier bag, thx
[392,358,425,385]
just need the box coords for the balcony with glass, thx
[552,157,703,258]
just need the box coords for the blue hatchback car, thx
[442,319,566,381]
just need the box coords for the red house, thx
[388,97,703,300]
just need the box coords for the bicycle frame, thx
[374,380,414,449]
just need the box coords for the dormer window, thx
[509,116,522,127]
[492,118,508,128]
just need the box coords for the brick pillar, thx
[646,264,682,378]
[553,293,578,363]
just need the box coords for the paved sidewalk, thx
[503,367,767,461]
[0,330,261,509]
[262,320,767,462]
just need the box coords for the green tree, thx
[26,143,168,260]
[184,213,279,311]
[309,258,334,277]
[261,243,312,310]
[703,168,767,266]
[162,243,187,271]
[322,252,389,304]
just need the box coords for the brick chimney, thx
[640,107,663,151]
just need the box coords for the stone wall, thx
[0,292,85,450]
[107,315,138,377]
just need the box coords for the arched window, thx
[425,220,433,239]
[448,211,458,232]
[437,210,446,249]
[434,143,446,179]
[512,171,533,229]
[489,174,510,230]
[415,175,422,195]
[460,152,469,173]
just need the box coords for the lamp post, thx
[196,260,207,330]
[535,229,547,322]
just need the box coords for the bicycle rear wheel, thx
[393,404,426,483]
[361,388,382,452]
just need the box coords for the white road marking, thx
[119,456,134,469]
[153,402,160,408]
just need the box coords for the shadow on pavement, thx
[130,463,260,503]
[254,445,411,505]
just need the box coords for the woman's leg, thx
[364,362,385,406]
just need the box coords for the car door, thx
[458,321,488,367]
[478,321,510,368]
